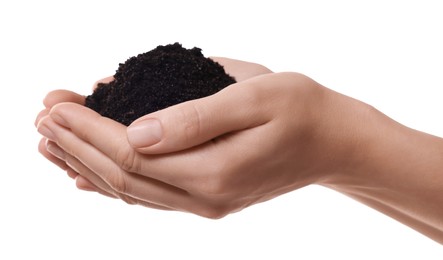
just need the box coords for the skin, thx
[35,58,443,244]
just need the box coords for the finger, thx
[39,138,85,182]
[66,168,79,179]
[209,57,272,82]
[92,76,114,90]
[75,174,172,210]
[62,143,146,203]
[126,74,274,154]
[75,175,101,191]
[75,173,171,210]
[38,138,69,171]
[65,144,177,210]
[40,137,111,194]
[61,141,127,199]
[43,89,86,108]
[74,175,118,199]
[35,108,49,128]
[38,115,125,197]
[39,114,190,211]
[40,138,83,181]
[42,136,116,196]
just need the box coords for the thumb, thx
[126,77,270,154]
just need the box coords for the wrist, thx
[322,105,442,189]
[319,103,443,242]
[318,103,414,188]
[301,87,380,186]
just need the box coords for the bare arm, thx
[321,107,443,243]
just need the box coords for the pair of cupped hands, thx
[36,57,369,218]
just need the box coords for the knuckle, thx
[108,171,129,194]
[201,177,228,196]
[180,103,204,144]
[196,204,231,219]
[197,159,232,196]
[118,193,137,205]
[115,146,140,173]
[201,209,229,220]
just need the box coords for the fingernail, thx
[38,125,56,141]
[127,119,162,148]
[46,141,65,160]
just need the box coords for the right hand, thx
[36,57,272,195]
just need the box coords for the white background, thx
[1,0,442,259]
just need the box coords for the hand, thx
[36,66,371,218]
[35,77,115,196]
[35,58,275,206]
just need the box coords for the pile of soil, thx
[85,43,236,126]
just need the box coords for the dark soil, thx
[85,43,236,126]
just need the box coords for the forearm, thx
[322,107,443,243]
